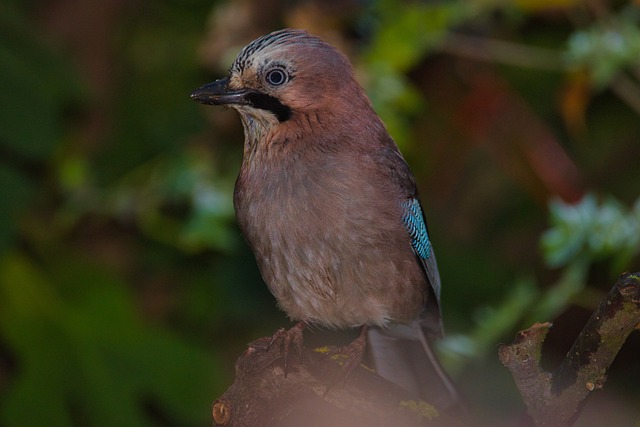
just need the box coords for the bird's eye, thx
[265,68,287,86]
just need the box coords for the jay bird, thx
[191,29,457,407]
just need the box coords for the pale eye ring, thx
[265,68,287,86]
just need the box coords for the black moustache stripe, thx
[244,92,292,122]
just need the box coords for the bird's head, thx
[191,29,375,148]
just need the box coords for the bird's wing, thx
[375,143,441,303]
[369,200,458,407]
[400,198,441,303]
[400,197,443,339]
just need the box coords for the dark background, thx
[1,0,639,426]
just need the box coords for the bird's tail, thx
[366,321,460,411]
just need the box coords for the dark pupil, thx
[267,69,286,85]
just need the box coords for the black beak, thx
[190,77,250,106]
[191,77,293,122]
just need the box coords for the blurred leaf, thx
[363,1,468,72]
[0,3,81,253]
[364,68,423,149]
[0,2,81,160]
[515,0,581,11]
[541,194,640,269]
[0,252,220,427]
[0,164,35,252]
[103,149,237,253]
[96,10,206,183]
[524,258,589,325]
[565,6,640,88]
[560,70,591,136]
[440,278,538,374]
[360,1,474,147]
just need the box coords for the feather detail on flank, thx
[401,198,432,260]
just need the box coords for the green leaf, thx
[0,164,35,252]
[0,3,80,160]
[0,252,222,427]
[565,7,640,87]
[541,194,640,268]
[440,278,538,373]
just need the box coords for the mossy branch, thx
[209,337,464,427]
[499,272,640,427]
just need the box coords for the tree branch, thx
[209,337,464,427]
[499,272,640,427]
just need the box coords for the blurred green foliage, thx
[566,5,640,88]
[443,193,640,368]
[362,0,471,146]
[1,0,640,426]
[542,194,640,270]
[0,253,219,427]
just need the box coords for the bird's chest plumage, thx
[233,146,426,328]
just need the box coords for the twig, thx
[499,272,640,427]
[439,33,564,71]
[610,73,640,117]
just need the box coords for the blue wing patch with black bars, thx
[401,198,432,260]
